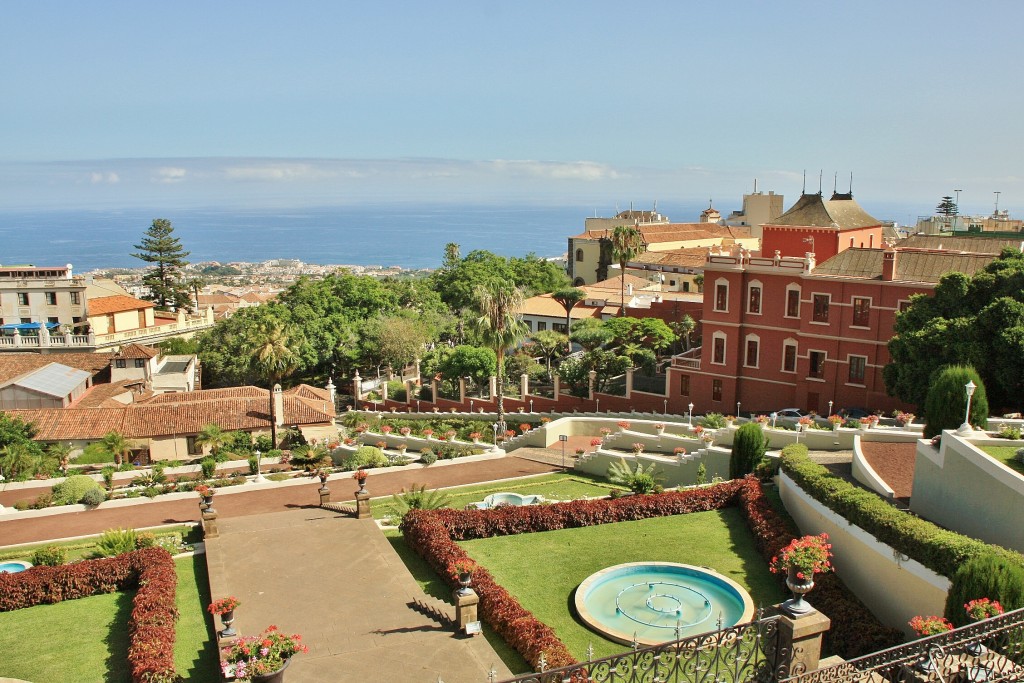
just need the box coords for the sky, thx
[1,1,1021,215]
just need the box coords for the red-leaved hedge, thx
[0,547,179,683]
[402,476,900,668]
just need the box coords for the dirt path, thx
[0,456,560,546]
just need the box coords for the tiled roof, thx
[0,353,113,385]
[518,295,602,320]
[572,223,752,243]
[587,274,654,292]
[896,235,1024,254]
[115,343,159,359]
[768,192,879,230]
[630,248,710,269]
[4,408,128,440]
[73,380,146,408]
[88,295,155,315]
[813,248,997,284]
[139,386,266,404]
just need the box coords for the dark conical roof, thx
[771,193,879,230]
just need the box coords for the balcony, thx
[0,309,215,352]
[671,347,702,370]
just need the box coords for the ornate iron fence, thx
[494,613,784,683]
[783,607,1024,683]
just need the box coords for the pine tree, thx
[936,196,958,217]
[131,219,192,311]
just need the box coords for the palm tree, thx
[245,323,297,448]
[551,288,586,350]
[672,315,697,352]
[46,442,72,475]
[1,443,39,480]
[473,282,528,433]
[195,423,229,457]
[100,430,132,467]
[610,225,646,316]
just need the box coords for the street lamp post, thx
[736,401,741,419]
[957,380,977,435]
[252,449,265,483]
[827,401,833,419]
[688,403,694,426]
[492,422,499,445]
[771,412,778,430]
[955,189,963,230]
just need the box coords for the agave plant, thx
[606,458,662,494]
[389,484,453,522]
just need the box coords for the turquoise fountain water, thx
[574,562,754,646]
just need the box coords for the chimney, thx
[882,247,897,281]
[626,283,634,296]
[273,384,284,426]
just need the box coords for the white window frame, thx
[746,280,763,315]
[784,285,801,319]
[781,339,798,374]
[847,354,868,385]
[713,278,730,313]
[743,333,760,368]
[711,331,727,366]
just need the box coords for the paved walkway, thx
[0,456,560,546]
[206,509,512,683]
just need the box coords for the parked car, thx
[838,407,871,420]
[773,408,805,419]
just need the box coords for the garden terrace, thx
[401,477,899,668]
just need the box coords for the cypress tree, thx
[131,218,192,311]
[924,365,989,438]
[730,422,767,479]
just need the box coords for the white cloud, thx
[487,160,620,181]
[88,171,119,184]
[222,163,343,182]
[153,167,188,183]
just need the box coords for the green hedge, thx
[779,444,1024,617]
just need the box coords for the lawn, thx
[370,472,624,521]
[0,525,200,563]
[981,445,1024,475]
[0,553,219,683]
[459,507,788,660]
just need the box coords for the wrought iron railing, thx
[783,607,1024,683]
[495,613,784,683]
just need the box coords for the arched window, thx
[573,277,586,287]
[575,248,584,262]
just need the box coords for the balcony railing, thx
[672,347,702,370]
[784,607,1024,683]
[0,315,215,351]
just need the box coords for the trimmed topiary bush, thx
[31,545,67,566]
[51,474,103,506]
[200,457,217,479]
[730,422,767,479]
[945,553,1024,626]
[80,487,106,507]
[345,446,388,470]
[924,365,989,438]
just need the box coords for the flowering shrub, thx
[519,423,531,434]
[770,534,833,580]
[908,615,953,636]
[0,548,178,682]
[632,443,645,454]
[221,625,308,680]
[673,447,687,455]
[208,596,240,615]
[617,421,630,429]
[599,428,612,436]
[965,597,1004,621]
[590,438,602,447]
[400,426,411,436]
[380,425,393,434]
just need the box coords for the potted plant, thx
[380,425,393,435]
[221,625,309,682]
[540,417,551,425]
[653,422,665,435]
[399,426,411,437]
[445,429,457,442]
[828,414,843,430]
[964,598,1004,655]
[352,469,368,493]
[702,432,715,446]
[208,596,240,638]
[673,446,687,458]
[770,533,833,614]
[397,442,408,454]
[519,422,531,434]
[354,422,369,434]
[755,414,770,428]
[724,415,736,427]
[909,615,953,637]
[859,416,874,430]
[590,437,603,451]
[693,425,704,436]
[421,428,434,439]
[450,557,477,595]
[504,429,516,440]
[617,420,631,432]
[196,484,215,512]
[798,416,813,431]
[316,469,329,485]
[574,447,586,458]
[896,412,916,428]
[469,431,482,444]
[632,442,645,455]
[599,427,612,439]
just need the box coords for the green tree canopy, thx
[131,218,192,311]
[430,247,568,312]
[936,196,958,217]
[885,249,1024,411]
[610,225,646,316]
[473,282,527,429]
[438,345,497,395]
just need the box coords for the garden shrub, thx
[730,423,767,479]
[135,532,157,549]
[702,412,727,428]
[200,457,217,479]
[51,474,102,506]
[0,548,178,682]
[80,487,106,507]
[30,492,53,509]
[72,442,115,465]
[96,528,138,557]
[606,458,661,494]
[345,446,388,470]
[31,545,67,566]
[248,454,260,474]
[945,553,1024,626]
[420,450,438,465]
[101,465,115,489]
[924,365,988,438]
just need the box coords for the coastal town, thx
[3,186,1024,682]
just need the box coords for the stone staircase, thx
[409,596,455,628]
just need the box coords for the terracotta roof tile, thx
[87,295,155,315]
[0,353,113,385]
[4,408,127,440]
[115,343,159,359]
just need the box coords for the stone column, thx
[318,485,331,506]
[553,372,560,401]
[352,370,361,410]
[625,367,634,397]
[459,377,467,404]
[588,370,597,400]
[775,605,831,677]
[355,491,371,519]
[201,509,219,539]
[454,588,480,634]
[520,373,529,399]
[488,375,497,400]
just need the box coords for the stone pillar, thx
[775,606,831,677]
[488,375,497,399]
[201,510,219,539]
[405,380,414,406]
[588,370,597,400]
[625,367,634,397]
[352,370,361,410]
[454,588,480,634]
[430,378,439,405]
[459,377,467,404]
[380,381,388,403]
[520,373,529,399]
[355,491,371,519]
[319,485,331,506]
[553,373,560,401]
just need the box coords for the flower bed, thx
[402,477,898,666]
[0,547,178,682]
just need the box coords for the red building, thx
[762,192,883,261]
[673,236,1010,416]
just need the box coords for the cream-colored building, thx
[0,264,87,329]
[723,189,785,238]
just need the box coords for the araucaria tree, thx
[610,225,646,316]
[473,282,527,432]
[132,219,192,311]
[936,196,958,218]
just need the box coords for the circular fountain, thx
[574,562,754,646]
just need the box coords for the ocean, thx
[0,202,706,273]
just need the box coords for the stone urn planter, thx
[784,567,815,615]
[252,656,291,683]
[458,572,473,596]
